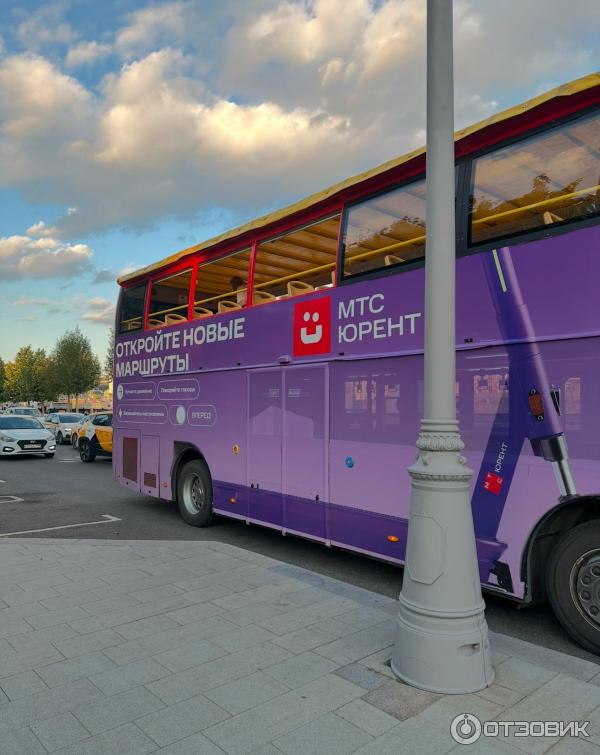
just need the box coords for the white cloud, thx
[0,234,93,280]
[14,296,50,307]
[81,297,115,325]
[0,0,597,242]
[65,41,112,68]
[16,4,77,51]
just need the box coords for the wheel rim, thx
[80,443,89,460]
[182,473,205,515]
[57,433,62,444]
[569,548,600,629]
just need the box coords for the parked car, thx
[4,406,42,417]
[71,415,90,448]
[43,413,85,445]
[0,415,56,458]
[78,412,113,462]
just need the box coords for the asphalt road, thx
[0,443,598,665]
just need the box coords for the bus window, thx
[193,248,251,317]
[341,179,426,278]
[253,216,340,301]
[118,283,146,334]
[148,269,192,327]
[470,109,600,245]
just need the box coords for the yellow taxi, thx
[78,412,113,463]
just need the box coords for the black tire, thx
[547,520,600,654]
[44,453,54,458]
[176,458,214,527]
[79,439,96,463]
[56,431,64,445]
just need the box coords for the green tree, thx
[4,347,53,403]
[105,327,115,378]
[52,328,101,409]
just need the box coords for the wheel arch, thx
[521,494,600,604]
[170,442,211,501]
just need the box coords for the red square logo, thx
[483,472,503,495]
[293,297,331,357]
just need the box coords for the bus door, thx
[283,364,328,541]
[247,368,283,527]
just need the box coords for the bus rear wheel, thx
[547,520,600,655]
[176,459,214,527]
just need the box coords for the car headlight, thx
[64,427,71,433]
[0,434,16,442]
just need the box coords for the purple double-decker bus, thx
[114,74,600,653]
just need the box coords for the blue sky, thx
[0,0,598,363]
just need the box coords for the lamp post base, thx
[392,419,495,694]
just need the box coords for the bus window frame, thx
[252,212,342,303]
[117,280,148,335]
[465,103,600,254]
[146,266,194,327]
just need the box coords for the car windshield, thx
[9,407,39,416]
[0,417,43,430]
[59,414,84,423]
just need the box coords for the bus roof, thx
[119,72,600,286]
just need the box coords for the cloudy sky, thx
[0,0,598,362]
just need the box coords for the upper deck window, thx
[469,109,600,245]
[194,249,251,317]
[341,179,426,278]
[148,269,192,327]
[254,216,340,302]
[118,283,146,334]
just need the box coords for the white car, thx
[43,413,85,445]
[0,415,56,458]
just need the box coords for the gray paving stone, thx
[334,663,388,691]
[273,711,372,754]
[146,653,257,705]
[220,602,286,628]
[7,624,79,654]
[0,724,47,754]
[263,651,340,689]
[52,628,124,658]
[36,651,117,688]
[166,602,227,626]
[103,615,239,666]
[72,685,164,735]
[419,691,502,729]
[26,605,90,630]
[114,614,181,640]
[0,617,34,639]
[203,675,363,755]
[68,594,192,635]
[211,624,278,653]
[204,671,290,715]
[155,639,227,673]
[157,731,228,754]
[476,681,526,707]
[546,739,600,754]
[314,623,394,665]
[89,657,171,696]
[52,722,157,755]
[0,678,106,730]
[0,644,64,680]
[136,695,230,746]
[354,717,454,755]
[30,710,91,751]
[494,658,558,695]
[490,632,600,682]
[363,679,441,721]
[335,698,399,737]
[271,626,337,654]
[0,670,48,700]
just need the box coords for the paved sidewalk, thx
[0,539,599,755]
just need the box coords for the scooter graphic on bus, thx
[472,246,576,589]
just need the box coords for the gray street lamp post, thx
[391,0,495,693]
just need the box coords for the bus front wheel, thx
[176,459,214,527]
[547,520,600,655]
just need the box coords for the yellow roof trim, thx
[119,73,600,285]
